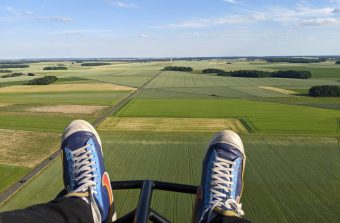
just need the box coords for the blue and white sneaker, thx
[197,130,246,222]
[61,120,116,223]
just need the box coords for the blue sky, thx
[0,0,340,59]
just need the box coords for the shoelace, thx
[211,156,244,215]
[211,157,235,203]
[199,156,244,222]
[70,144,98,194]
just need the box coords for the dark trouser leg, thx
[0,197,93,223]
[209,214,252,223]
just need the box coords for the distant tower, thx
[170,57,173,63]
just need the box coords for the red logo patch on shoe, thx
[102,172,114,221]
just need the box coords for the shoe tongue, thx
[211,143,242,161]
[63,131,93,151]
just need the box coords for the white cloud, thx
[300,18,340,26]
[154,4,340,28]
[138,33,148,38]
[223,0,239,4]
[36,16,72,22]
[53,29,111,35]
[154,14,266,28]
[109,1,137,8]
[2,6,33,16]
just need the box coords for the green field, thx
[0,91,128,105]
[0,112,95,132]
[140,70,339,99]
[118,99,339,134]
[0,165,30,193]
[1,133,339,222]
[262,64,340,78]
[0,60,340,222]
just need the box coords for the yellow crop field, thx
[0,83,136,93]
[98,117,248,133]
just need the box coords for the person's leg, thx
[192,130,252,223]
[0,120,116,223]
[1,197,92,223]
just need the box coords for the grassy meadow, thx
[0,60,339,222]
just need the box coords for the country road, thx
[0,71,163,204]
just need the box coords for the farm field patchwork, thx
[146,71,338,89]
[1,133,339,223]
[142,71,339,99]
[1,60,340,223]
[0,64,142,192]
[261,64,340,78]
[118,99,340,134]
[84,70,161,88]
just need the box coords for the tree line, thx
[1,73,25,78]
[43,66,68,70]
[264,57,326,63]
[203,69,311,79]
[336,61,340,64]
[1,72,35,78]
[309,85,340,97]
[81,62,111,66]
[28,76,57,85]
[0,70,12,73]
[163,66,193,72]
[0,64,29,69]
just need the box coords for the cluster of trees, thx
[204,68,311,79]
[43,66,68,70]
[28,76,57,85]
[336,61,340,64]
[309,85,340,97]
[163,66,193,72]
[1,73,25,78]
[0,70,12,73]
[28,73,35,76]
[219,70,273,78]
[0,64,29,69]
[202,68,225,74]
[81,62,111,66]
[265,57,325,63]
[273,70,311,79]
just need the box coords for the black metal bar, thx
[154,181,197,194]
[134,180,154,223]
[111,180,144,190]
[149,209,171,223]
[113,210,135,223]
[110,180,197,194]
